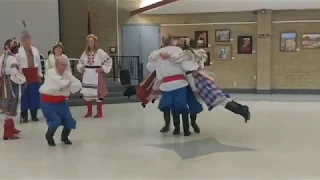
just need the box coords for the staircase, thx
[67,77,139,106]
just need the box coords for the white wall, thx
[0,0,60,56]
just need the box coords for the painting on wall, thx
[173,36,188,46]
[215,29,231,42]
[195,31,208,47]
[302,33,320,49]
[280,32,297,52]
[213,45,232,60]
[205,52,211,66]
[238,36,253,54]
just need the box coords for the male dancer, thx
[40,56,81,146]
[165,39,251,122]
[16,21,42,123]
[147,33,198,136]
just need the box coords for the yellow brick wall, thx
[59,2,320,91]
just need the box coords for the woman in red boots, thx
[77,34,112,118]
[0,38,26,140]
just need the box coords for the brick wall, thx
[59,3,320,92]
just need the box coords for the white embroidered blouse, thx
[77,49,112,74]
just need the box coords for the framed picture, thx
[195,31,208,47]
[173,36,188,46]
[215,29,231,42]
[213,45,232,60]
[205,52,211,66]
[109,46,117,53]
[238,36,253,54]
[302,33,320,49]
[280,32,297,52]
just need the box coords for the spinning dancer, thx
[16,20,42,123]
[146,33,200,136]
[164,39,251,122]
[0,38,26,140]
[77,34,112,118]
[45,42,71,73]
[40,56,81,146]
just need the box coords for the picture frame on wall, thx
[301,33,320,49]
[215,29,231,42]
[238,36,253,54]
[280,32,297,52]
[195,31,209,47]
[205,52,211,66]
[173,36,188,46]
[213,45,232,60]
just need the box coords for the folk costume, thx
[147,45,199,136]
[40,68,81,146]
[0,38,26,140]
[170,42,251,122]
[45,42,71,74]
[149,47,203,135]
[16,21,42,123]
[77,34,112,118]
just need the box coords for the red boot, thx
[84,101,93,118]
[3,120,19,140]
[7,119,21,134]
[94,102,103,118]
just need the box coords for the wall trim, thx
[160,22,257,26]
[272,20,320,24]
[223,88,320,94]
[58,0,62,42]
[116,0,120,56]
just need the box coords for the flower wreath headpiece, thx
[87,34,98,40]
[11,37,19,47]
[52,42,63,48]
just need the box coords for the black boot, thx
[190,114,200,133]
[160,109,171,133]
[225,101,251,123]
[182,113,191,136]
[20,111,28,123]
[45,128,57,146]
[61,128,72,145]
[30,110,39,122]
[172,114,180,135]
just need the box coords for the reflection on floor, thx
[1,94,320,179]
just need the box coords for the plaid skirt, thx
[194,74,228,111]
[0,75,20,116]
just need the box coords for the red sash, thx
[41,94,66,104]
[22,67,38,83]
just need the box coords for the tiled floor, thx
[1,94,320,179]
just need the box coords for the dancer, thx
[163,39,251,122]
[0,38,26,140]
[77,34,112,118]
[40,56,81,146]
[146,33,198,136]
[45,42,71,73]
[16,20,42,123]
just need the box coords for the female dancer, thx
[45,42,71,73]
[77,34,112,118]
[0,38,26,140]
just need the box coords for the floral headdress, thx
[52,42,63,48]
[87,34,98,40]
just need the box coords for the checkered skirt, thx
[194,75,228,111]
